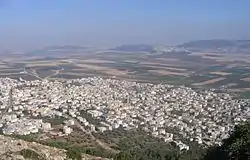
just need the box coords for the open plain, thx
[1,48,250,98]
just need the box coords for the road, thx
[23,68,43,80]
[23,66,63,80]
[44,67,63,80]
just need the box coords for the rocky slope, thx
[0,135,66,160]
[0,135,107,160]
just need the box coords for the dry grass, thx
[148,70,189,77]
[192,77,226,86]
[209,71,232,76]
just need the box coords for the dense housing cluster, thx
[0,77,249,150]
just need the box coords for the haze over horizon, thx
[1,0,250,51]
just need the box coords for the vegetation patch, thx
[10,133,39,142]
[239,91,250,98]
[44,116,68,125]
[66,147,83,160]
[20,149,45,160]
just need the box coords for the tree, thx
[66,147,82,160]
[223,123,250,159]
[203,123,250,160]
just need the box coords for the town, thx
[0,77,249,151]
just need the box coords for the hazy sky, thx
[0,0,250,51]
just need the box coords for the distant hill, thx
[44,45,87,50]
[110,44,156,53]
[178,39,250,52]
[179,40,234,49]
[26,45,89,55]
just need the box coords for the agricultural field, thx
[1,50,250,97]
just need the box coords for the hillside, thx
[0,134,109,160]
[0,135,66,160]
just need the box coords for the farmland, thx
[1,49,250,97]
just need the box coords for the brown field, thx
[188,52,212,56]
[78,59,116,64]
[20,60,57,63]
[71,68,90,72]
[140,62,187,71]
[148,69,189,77]
[146,65,188,71]
[140,61,186,68]
[192,77,226,86]
[164,67,187,71]
[21,60,70,66]
[0,69,21,72]
[241,77,250,82]
[0,64,11,69]
[75,63,112,70]
[209,71,232,76]
[75,64,128,76]
[57,72,87,76]
[0,73,23,76]
[189,52,250,63]
[154,58,180,61]
[101,69,128,76]
[201,55,240,62]
[25,63,58,67]
[1,49,250,92]
[124,60,139,63]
